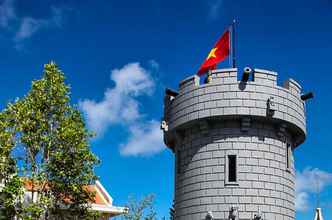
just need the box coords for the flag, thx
[197,30,230,75]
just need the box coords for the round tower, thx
[162,68,307,220]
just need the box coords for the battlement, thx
[178,68,301,96]
[163,68,307,148]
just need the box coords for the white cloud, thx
[295,167,332,212]
[0,0,15,28]
[79,62,154,135]
[120,120,164,156]
[296,168,332,193]
[148,59,160,71]
[51,6,64,27]
[295,192,309,212]
[0,0,66,47]
[14,17,47,41]
[111,62,154,96]
[0,0,16,28]
[208,0,223,21]
[15,7,64,42]
[322,201,332,209]
[80,62,165,156]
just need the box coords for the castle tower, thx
[162,68,308,220]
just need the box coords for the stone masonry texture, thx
[162,68,307,220]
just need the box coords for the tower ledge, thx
[163,68,306,150]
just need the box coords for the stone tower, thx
[162,68,309,220]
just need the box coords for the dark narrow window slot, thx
[228,155,237,182]
[286,143,291,169]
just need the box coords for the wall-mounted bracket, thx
[267,97,276,117]
[228,206,238,220]
[253,213,263,220]
[205,211,213,220]
[160,120,168,132]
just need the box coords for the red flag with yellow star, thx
[197,30,230,75]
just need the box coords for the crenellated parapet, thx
[163,68,306,150]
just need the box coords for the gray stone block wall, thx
[164,68,306,148]
[174,122,295,220]
[163,68,306,220]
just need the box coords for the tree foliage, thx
[122,194,157,220]
[0,62,99,219]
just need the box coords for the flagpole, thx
[231,19,236,68]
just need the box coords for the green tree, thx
[0,62,100,219]
[122,194,157,220]
[0,97,25,219]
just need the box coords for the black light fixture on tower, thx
[301,92,314,101]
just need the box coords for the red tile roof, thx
[22,179,109,206]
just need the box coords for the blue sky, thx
[0,0,332,219]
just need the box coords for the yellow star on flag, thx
[206,47,218,60]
